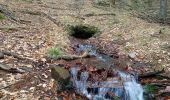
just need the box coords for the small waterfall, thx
[71,44,143,100]
[76,44,97,56]
[70,67,144,100]
[70,67,92,99]
[118,72,144,100]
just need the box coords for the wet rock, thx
[0,52,4,59]
[51,66,71,91]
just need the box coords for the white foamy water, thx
[70,67,144,100]
[72,44,144,99]
[119,72,144,100]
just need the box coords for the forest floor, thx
[0,0,170,99]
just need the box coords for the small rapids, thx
[71,44,144,100]
[70,68,143,100]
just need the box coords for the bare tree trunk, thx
[160,0,167,21]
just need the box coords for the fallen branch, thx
[0,26,27,31]
[40,4,73,11]
[0,63,25,73]
[0,82,17,90]
[0,73,34,90]
[150,83,170,87]
[47,52,90,61]
[0,51,25,60]
[0,4,19,22]
[18,10,63,26]
[157,75,170,80]
[53,13,85,20]
[84,13,116,17]
[139,69,165,78]
[160,92,170,97]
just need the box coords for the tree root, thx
[18,10,64,26]
[157,75,170,80]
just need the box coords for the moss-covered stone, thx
[51,66,71,91]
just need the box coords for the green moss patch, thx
[0,13,5,20]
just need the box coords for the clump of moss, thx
[144,84,158,94]
[143,84,158,100]
[48,47,63,58]
[0,13,5,20]
[67,24,100,39]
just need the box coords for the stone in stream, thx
[51,66,72,91]
[0,52,4,59]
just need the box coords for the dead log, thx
[139,69,165,78]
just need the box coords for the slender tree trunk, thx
[160,0,167,21]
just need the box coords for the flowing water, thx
[70,44,144,100]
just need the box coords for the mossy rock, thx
[51,66,70,82]
[67,24,100,39]
[51,66,71,91]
